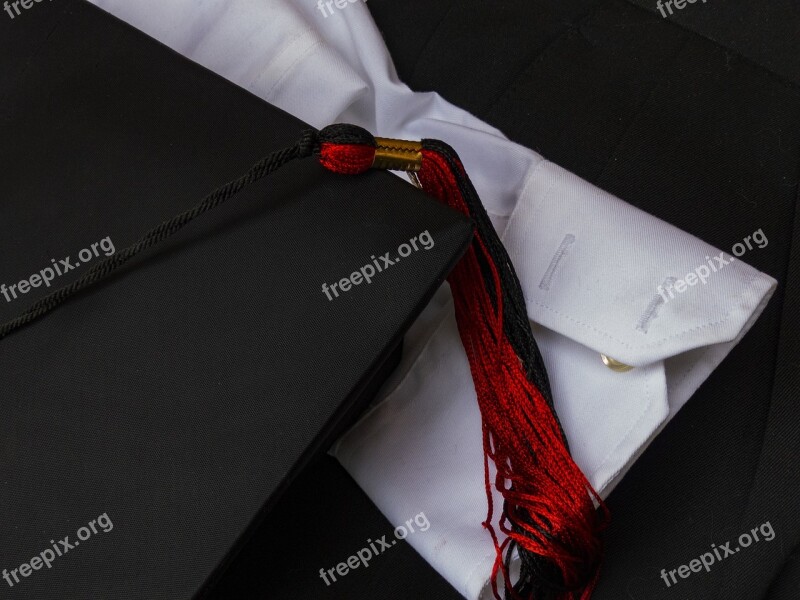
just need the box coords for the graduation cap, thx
[0,2,606,599]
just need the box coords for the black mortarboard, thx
[0,2,472,598]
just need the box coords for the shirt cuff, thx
[333,158,776,599]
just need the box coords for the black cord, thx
[0,129,320,342]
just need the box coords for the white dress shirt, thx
[86,1,778,597]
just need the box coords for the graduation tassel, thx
[0,123,609,598]
[315,124,610,600]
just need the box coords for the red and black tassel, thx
[315,124,610,600]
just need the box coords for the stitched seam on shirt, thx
[465,548,501,600]
[500,158,553,244]
[539,234,576,291]
[181,1,236,57]
[525,271,761,351]
[592,368,656,489]
[487,209,510,221]
[522,160,766,351]
[586,341,714,490]
[636,276,677,333]
[257,29,323,99]
[595,340,718,489]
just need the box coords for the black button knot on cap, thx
[297,129,320,158]
[318,123,376,147]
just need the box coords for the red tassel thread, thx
[315,124,609,600]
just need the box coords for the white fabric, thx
[86,1,777,598]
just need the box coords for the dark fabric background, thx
[211,2,800,600]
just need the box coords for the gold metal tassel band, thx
[372,137,423,172]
